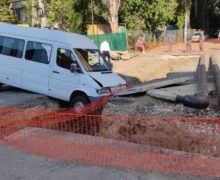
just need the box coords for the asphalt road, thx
[1,142,218,180]
[0,86,46,107]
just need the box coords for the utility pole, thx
[184,0,190,44]
[38,0,46,28]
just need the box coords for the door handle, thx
[52,71,60,74]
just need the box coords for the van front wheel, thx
[70,95,89,113]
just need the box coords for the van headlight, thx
[121,84,127,89]
[96,87,111,95]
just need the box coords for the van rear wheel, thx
[70,95,89,113]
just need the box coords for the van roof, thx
[0,23,97,49]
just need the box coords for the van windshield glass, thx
[74,49,111,72]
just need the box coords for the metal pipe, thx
[176,55,209,109]
[210,55,220,106]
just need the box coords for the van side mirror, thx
[70,63,80,73]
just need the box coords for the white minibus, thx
[0,23,126,111]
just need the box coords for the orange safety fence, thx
[0,107,220,177]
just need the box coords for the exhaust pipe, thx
[176,56,209,109]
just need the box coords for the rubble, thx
[103,95,220,117]
[110,51,136,61]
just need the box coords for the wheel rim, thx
[73,101,85,112]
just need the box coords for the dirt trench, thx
[100,54,220,157]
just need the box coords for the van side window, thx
[57,48,76,70]
[25,41,51,64]
[0,36,24,58]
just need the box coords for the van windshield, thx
[74,49,111,72]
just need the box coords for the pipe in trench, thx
[176,56,209,109]
[210,55,220,106]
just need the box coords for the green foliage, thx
[93,0,108,22]
[0,0,17,23]
[24,0,32,24]
[176,0,191,29]
[46,0,89,33]
[210,0,220,15]
[24,0,39,25]
[122,0,178,31]
[176,12,185,29]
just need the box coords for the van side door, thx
[22,40,52,95]
[0,35,25,88]
[49,45,81,101]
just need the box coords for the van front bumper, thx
[89,95,111,105]
[89,96,102,103]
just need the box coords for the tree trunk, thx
[109,16,119,33]
[104,0,121,33]
[38,0,46,27]
[184,1,190,43]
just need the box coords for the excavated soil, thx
[103,54,220,117]
[101,53,220,157]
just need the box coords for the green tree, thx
[191,0,218,30]
[122,0,178,31]
[100,0,121,32]
[46,0,88,33]
[0,0,17,23]
[92,0,108,23]
[176,0,191,30]
[24,0,39,26]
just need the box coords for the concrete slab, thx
[116,76,193,96]
[167,71,197,79]
[147,83,216,101]
[114,88,146,96]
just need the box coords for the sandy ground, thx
[112,54,199,85]
[144,38,220,55]
[113,39,220,84]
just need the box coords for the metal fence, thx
[87,29,200,51]
[127,29,197,50]
[88,32,127,51]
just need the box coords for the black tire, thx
[91,107,103,115]
[69,95,89,113]
[70,95,102,135]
